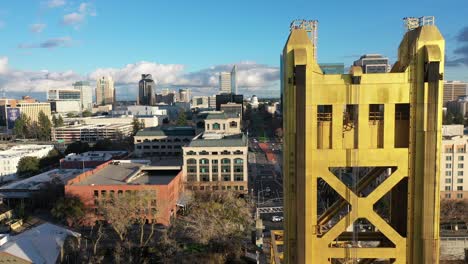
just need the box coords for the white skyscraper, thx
[219,65,238,95]
[73,81,93,111]
[231,65,237,94]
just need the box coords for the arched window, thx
[200,158,209,165]
[199,150,209,155]
[221,158,231,164]
[187,159,197,164]
[234,158,243,164]
[187,151,196,155]
[213,123,221,130]
[230,121,238,128]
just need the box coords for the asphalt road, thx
[248,138,284,230]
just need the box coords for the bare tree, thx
[99,192,134,241]
[172,191,254,259]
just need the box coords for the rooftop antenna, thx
[290,19,318,59]
[403,16,435,31]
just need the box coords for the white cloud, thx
[0,57,8,74]
[0,56,80,93]
[62,12,85,26]
[47,0,66,8]
[0,59,279,97]
[30,23,46,33]
[62,2,95,28]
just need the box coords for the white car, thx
[272,216,284,222]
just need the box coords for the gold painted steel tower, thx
[282,17,444,263]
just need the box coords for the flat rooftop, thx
[72,162,180,186]
[0,145,54,159]
[63,151,127,162]
[0,169,86,191]
[188,133,247,148]
[135,126,195,137]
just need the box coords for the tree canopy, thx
[17,156,40,178]
[65,141,90,155]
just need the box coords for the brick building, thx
[65,160,183,225]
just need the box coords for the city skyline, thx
[0,0,467,98]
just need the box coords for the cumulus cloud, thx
[30,23,46,33]
[0,56,81,93]
[0,58,279,96]
[62,2,95,28]
[447,26,468,67]
[47,0,66,8]
[89,61,279,95]
[18,37,72,49]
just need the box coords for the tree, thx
[453,112,464,125]
[52,115,64,128]
[177,110,187,126]
[51,195,86,227]
[93,138,113,151]
[17,156,40,178]
[37,110,52,141]
[39,148,64,168]
[13,114,30,139]
[170,191,254,260]
[82,110,93,117]
[132,117,145,135]
[66,112,77,118]
[99,193,134,241]
[440,198,468,223]
[65,141,90,155]
[57,115,64,127]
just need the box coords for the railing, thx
[369,112,384,121]
[317,113,332,122]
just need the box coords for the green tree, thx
[65,141,90,155]
[52,115,58,128]
[39,148,64,168]
[17,156,40,178]
[132,117,145,135]
[82,110,93,117]
[57,115,64,127]
[37,110,52,141]
[177,110,187,126]
[13,114,30,138]
[94,138,113,151]
[66,112,76,118]
[453,112,464,125]
[51,196,86,227]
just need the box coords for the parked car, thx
[272,216,284,222]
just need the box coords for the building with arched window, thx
[182,133,248,193]
[204,112,241,135]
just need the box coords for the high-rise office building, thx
[353,54,390,73]
[282,18,444,263]
[47,89,81,101]
[231,65,237,94]
[96,76,115,106]
[73,81,93,111]
[219,65,238,94]
[443,81,468,105]
[178,88,191,103]
[138,74,156,106]
[219,72,231,94]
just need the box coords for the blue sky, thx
[0,0,467,98]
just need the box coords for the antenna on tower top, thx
[290,19,318,58]
[403,16,435,31]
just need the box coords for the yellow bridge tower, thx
[282,17,444,263]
